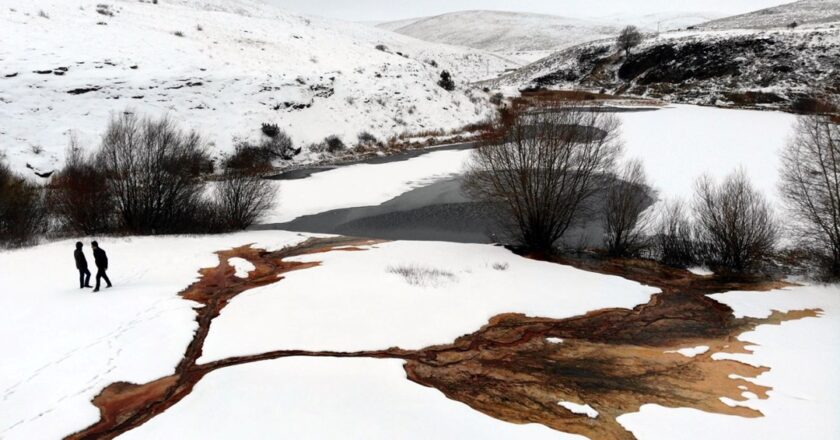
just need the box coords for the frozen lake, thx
[260,105,798,241]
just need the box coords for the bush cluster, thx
[0,112,279,247]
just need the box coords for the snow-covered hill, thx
[0,0,516,176]
[700,0,840,30]
[377,11,622,64]
[487,27,840,110]
[595,11,726,32]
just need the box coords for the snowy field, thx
[199,240,658,360]
[0,232,309,439]
[122,357,582,440]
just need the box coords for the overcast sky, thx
[266,0,794,22]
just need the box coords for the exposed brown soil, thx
[67,241,820,440]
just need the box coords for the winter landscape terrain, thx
[2,0,840,439]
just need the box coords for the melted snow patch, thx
[228,257,256,279]
[666,346,710,358]
[558,401,599,418]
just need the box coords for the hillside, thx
[487,27,840,110]
[377,10,622,64]
[596,11,725,31]
[700,0,840,29]
[0,0,516,176]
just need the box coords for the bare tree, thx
[780,107,840,276]
[617,26,643,54]
[214,171,276,230]
[47,139,114,234]
[463,107,622,253]
[693,169,779,272]
[98,112,211,234]
[603,159,653,257]
[0,161,45,247]
[653,199,696,268]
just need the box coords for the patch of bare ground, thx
[67,241,820,440]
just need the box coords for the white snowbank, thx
[266,148,472,222]
[618,284,840,439]
[121,357,584,439]
[665,346,710,358]
[619,105,796,207]
[199,240,659,361]
[687,267,714,276]
[0,231,307,439]
[228,257,256,279]
[558,401,599,418]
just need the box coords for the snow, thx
[199,240,659,361]
[558,401,599,419]
[266,148,472,223]
[618,284,840,439]
[619,105,796,207]
[0,231,308,439]
[547,337,565,344]
[665,346,710,358]
[701,0,840,30]
[121,357,584,439]
[687,267,715,276]
[377,11,621,64]
[228,257,256,278]
[0,0,515,176]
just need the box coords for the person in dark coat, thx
[91,241,113,292]
[74,242,92,289]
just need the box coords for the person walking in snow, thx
[91,241,113,292]
[74,242,92,289]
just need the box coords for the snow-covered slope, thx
[700,0,840,30]
[377,11,622,64]
[595,11,726,31]
[487,27,840,110]
[0,0,516,176]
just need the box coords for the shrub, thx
[261,122,280,138]
[464,107,622,253]
[324,135,345,153]
[387,264,456,287]
[0,161,46,248]
[617,26,643,53]
[95,4,114,16]
[438,70,455,91]
[225,143,274,173]
[653,200,696,268]
[47,141,115,234]
[98,112,212,234]
[214,171,276,230]
[603,160,652,257]
[693,169,778,272]
[490,92,504,106]
[357,131,379,147]
[173,31,185,37]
